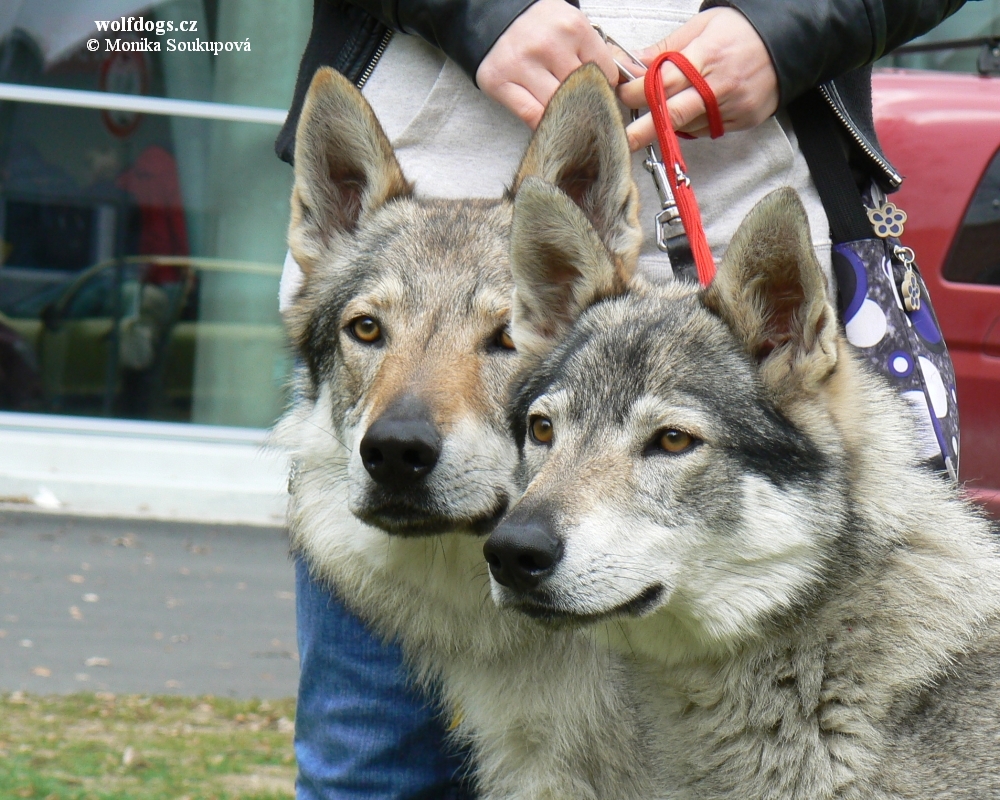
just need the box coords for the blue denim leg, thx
[294,558,472,800]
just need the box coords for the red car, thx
[873,68,1000,516]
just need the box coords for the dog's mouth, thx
[357,493,509,538]
[508,584,665,626]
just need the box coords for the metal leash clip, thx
[644,147,685,252]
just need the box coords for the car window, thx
[879,0,1000,75]
[2,281,67,318]
[943,147,1000,286]
[62,269,118,319]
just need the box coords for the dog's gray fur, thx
[495,178,1000,798]
[275,65,662,799]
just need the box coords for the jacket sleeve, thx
[347,0,543,82]
[701,0,968,106]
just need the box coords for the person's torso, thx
[360,0,831,283]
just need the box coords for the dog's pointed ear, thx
[511,63,640,266]
[510,177,627,356]
[288,67,412,277]
[703,188,838,397]
[509,63,640,358]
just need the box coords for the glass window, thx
[943,148,1000,285]
[880,0,1000,74]
[0,0,310,427]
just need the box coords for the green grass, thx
[0,692,296,799]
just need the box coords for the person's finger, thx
[623,85,706,151]
[635,12,710,62]
[607,43,648,82]
[663,85,707,132]
[677,116,711,138]
[577,31,620,86]
[522,66,568,111]
[682,124,712,139]
[620,56,694,108]
[624,111,656,152]
[616,74,649,111]
[490,81,549,129]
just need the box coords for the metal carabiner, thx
[591,24,647,82]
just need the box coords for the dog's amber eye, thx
[529,415,554,444]
[658,429,694,454]
[495,327,515,351]
[351,316,381,343]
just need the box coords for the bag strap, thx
[643,51,719,286]
[786,88,873,244]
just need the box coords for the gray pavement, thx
[0,511,298,698]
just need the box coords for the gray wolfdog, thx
[487,176,1000,797]
[276,65,661,798]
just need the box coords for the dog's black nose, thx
[360,398,441,487]
[483,520,562,592]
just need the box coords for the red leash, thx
[642,51,721,286]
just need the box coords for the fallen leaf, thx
[122,745,136,766]
[19,639,32,648]
[69,606,83,620]
[32,666,51,677]
[84,657,110,667]
[82,593,99,603]
[74,673,90,682]
[275,591,294,600]
[67,574,84,584]
[165,679,181,689]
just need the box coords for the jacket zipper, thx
[356,28,394,90]
[819,82,902,190]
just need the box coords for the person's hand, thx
[475,0,619,130]
[617,7,779,150]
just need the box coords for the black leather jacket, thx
[276,0,966,190]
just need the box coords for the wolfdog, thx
[486,179,1000,798]
[276,65,660,798]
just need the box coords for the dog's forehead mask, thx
[511,287,828,487]
[305,197,513,350]
[513,289,748,432]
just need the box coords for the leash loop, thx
[643,51,719,286]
